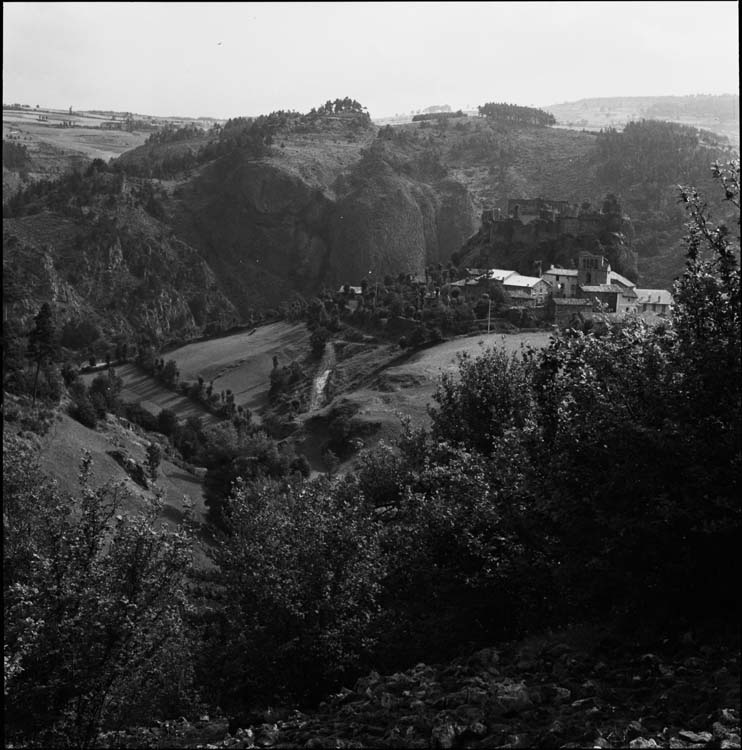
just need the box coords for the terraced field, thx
[165,321,311,414]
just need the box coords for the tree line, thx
[477,102,556,127]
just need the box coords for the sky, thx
[3,1,739,120]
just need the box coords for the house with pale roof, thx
[635,288,673,315]
[542,266,579,298]
[579,284,637,314]
[481,268,517,283]
[502,273,552,306]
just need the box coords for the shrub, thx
[3,437,197,748]
[203,475,385,709]
[157,408,178,437]
[310,325,330,357]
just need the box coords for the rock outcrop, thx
[459,204,639,283]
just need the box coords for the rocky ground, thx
[97,624,740,749]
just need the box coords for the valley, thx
[3,95,739,750]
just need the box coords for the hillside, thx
[544,94,740,148]
[2,106,150,196]
[4,107,737,343]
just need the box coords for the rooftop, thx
[635,288,673,306]
[482,268,517,282]
[543,267,579,277]
[608,270,637,289]
[579,284,625,294]
[504,274,547,288]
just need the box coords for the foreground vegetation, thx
[3,161,740,747]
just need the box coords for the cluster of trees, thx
[2,139,31,170]
[596,120,731,202]
[309,97,366,115]
[3,160,126,218]
[477,102,556,127]
[145,123,205,146]
[411,110,466,122]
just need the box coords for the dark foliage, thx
[201,162,739,713]
[4,438,197,748]
[478,102,556,127]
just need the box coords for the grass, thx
[83,364,220,425]
[35,410,214,568]
[165,321,311,415]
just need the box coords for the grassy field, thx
[4,107,148,164]
[82,363,220,425]
[36,411,214,568]
[165,322,311,414]
[350,329,552,427]
[299,329,554,467]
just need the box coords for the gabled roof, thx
[635,288,673,306]
[608,270,636,289]
[579,284,623,294]
[503,273,546,288]
[482,268,517,282]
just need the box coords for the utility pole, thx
[487,297,492,334]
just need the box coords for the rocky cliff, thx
[459,206,639,282]
[2,203,237,344]
[165,125,479,316]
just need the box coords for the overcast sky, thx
[3,1,739,119]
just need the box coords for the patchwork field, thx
[82,363,220,425]
[165,321,312,414]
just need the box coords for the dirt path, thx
[309,342,336,411]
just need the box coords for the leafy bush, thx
[69,380,98,428]
[203,475,385,709]
[310,325,330,357]
[3,437,197,748]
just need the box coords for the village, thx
[336,196,673,334]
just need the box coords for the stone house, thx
[542,266,579,298]
[502,274,552,306]
[547,297,594,327]
[575,252,637,313]
[579,284,637,314]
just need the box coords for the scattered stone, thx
[679,730,713,743]
[430,722,457,749]
[629,738,660,749]
[626,720,647,739]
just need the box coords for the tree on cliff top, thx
[477,102,556,127]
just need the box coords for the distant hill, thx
[543,95,740,147]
